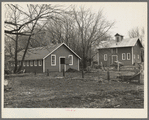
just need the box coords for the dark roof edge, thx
[98,46,133,49]
[43,43,81,60]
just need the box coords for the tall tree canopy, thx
[4,4,114,72]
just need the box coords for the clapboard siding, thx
[45,45,79,72]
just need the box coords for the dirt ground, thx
[4,72,144,108]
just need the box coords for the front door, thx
[59,57,66,72]
[112,55,118,63]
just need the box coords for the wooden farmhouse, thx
[8,43,81,73]
[98,33,143,67]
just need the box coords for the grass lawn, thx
[4,72,144,108]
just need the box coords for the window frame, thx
[127,53,130,60]
[104,54,107,61]
[138,55,140,59]
[30,60,33,67]
[122,53,126,60]
[51,54,56,66]
[38,60,42,66]
[23,61,26,66]
[27,61,29,66]
[68,55,73,65]
[34,60,37,66]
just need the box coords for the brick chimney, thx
[115,33,124,42]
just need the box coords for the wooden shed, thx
[98,33,143,67]
[9,43,81,73]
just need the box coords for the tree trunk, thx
[17,20,38,73]
[14,32,19,73]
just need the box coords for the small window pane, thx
[30,61,33,66]
[52,56,55,64]
[51,55,56,66]
[34,60,37,66]
[69,55,73,65]
[38,60,42,66]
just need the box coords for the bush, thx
[66,68,78,72]
[86,66,92,72]
[5,69,12,75]
[94,64,101,69]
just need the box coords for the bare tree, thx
[44,6,114,72]
[5,4,63,73]
[71,6,115,70]
[128,27,145,43]
[128,27,144,62]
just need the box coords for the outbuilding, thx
[98,33,143,67]
[9,43,81,73]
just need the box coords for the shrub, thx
[94,64,101,69]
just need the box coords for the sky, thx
[4,2,147,39]
[57,2,147,39]
[47,2,146,39]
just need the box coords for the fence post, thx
[47,69,49,76]
[34,70,36,75]
[107,69,110,82]
[63,68,65,77]
[117,61,120,71]
[82,70,84,78]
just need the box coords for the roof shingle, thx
[9,43,81,61]
[98,37,143,49]
[17,44,61,60]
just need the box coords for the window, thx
[23,61,26,66]
[38,60,42,66]
[34,60,37,66]
[138,55,140,59]
[116,48,118,53]
[27,61,29,66]
[134,54,136,59]
[17,61,20,66]
[104,54,107,61]
[30,61,33,66]
[116,37,119,42]
[11,62,13,67]
[68,55,73,65]
[122,53,126,60]
[111,49,113,54]
[127,53,130,60]
[51,54,56,66]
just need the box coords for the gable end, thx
[43,43,81,60]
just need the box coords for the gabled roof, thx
[9,43,81,61]
[98,37,143,49]
[115,33,123,37]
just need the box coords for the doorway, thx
[59,57,66,72]
[112,55,118,64]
